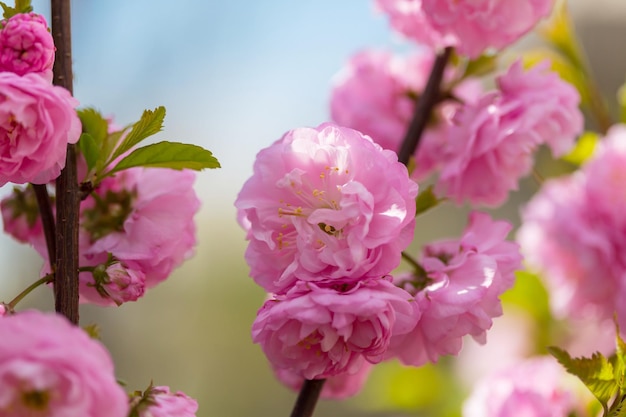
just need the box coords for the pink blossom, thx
[518,125,626,324]
[0,310,128,417]
[133,385,198,417]
[462,357,584,417]
[377,0,553,58]
[329,49,482,179]
[0,303,6,316]
[273,362,373,399]
[1,185,45,246]
[236,123,418,293]
[435,61,582,206]
[98,262,146,306]
[0,13,55,81]
[0,72,80,186]
[74,167,199,306]
[389,212,521,366]
[252,278,417,380]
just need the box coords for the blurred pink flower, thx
[0,310,128,417]
[135,385,198,417]
[518,124,626,325]
[236,123,418,294]
[329,48,482,179]
[252,278,417,380]
[0,72,80,186]
[0,13,55,81]
[74,167,199,306]
[1,185,45,246]
[273,362,373,399]
[462,357,583,417]
[0,303,6,317]
[376,0,553,59]
[436,61,581,206]
[389,212,521,366]
[100,262,146,306]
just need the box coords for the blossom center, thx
[21,389,50,411]
[82,188,136,241]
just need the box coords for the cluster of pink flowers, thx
[0,12,80,187]
[518,124,626,326]
[375,0,554,58]
[237,123,420,385]
[462,357,584,417]
[389,212,521,365]
[0,310,129,417]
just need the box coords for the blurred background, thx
[1,1,626,416]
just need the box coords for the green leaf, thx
[562,131,599,166]
[608,397,626,417]
[614,321,626,394]
[538,1,584,68]
[463,54,497,79]
[77,108,109,147]
[104,141,220,176]
[549,346,617,412]
[618,82,626,124]
[415,185,442,217]
[82,323,101,340]
[110,106,166,162]
[77,133,99,173]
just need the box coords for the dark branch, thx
[289,379,325,417]
[32,184,56,271]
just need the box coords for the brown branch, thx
[289,379,325,417]
[397,47,453,166]
[51,0,79,325]
[32,184,56,270]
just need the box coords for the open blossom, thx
[518,124,626,325]
[131,385,198,417]
[435,60,582,206]
[0,310,128,417]
[463,357,585,417]
[376,0,553,59]
[252,279,417,380]
[388,212,521,366]
[273,362,373,399]
[0,72,80,186]
[76,167,199,306]
[0,13,55,81]
[329,48,482,179]
[236,123,418,294]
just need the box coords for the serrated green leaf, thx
[608,397,626,417]
[104,141,220,176]
[77,133,99,173]
[562,131,599,166]
[614,321,626,394]
[549,346,617,412]
[463,54,497,79]
[96,129,129,174]
[15,0,31,13]
[77,108,109,147]
[110,106,166,162]
[415,185,442,217]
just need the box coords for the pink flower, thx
[98,262,146,306]
[435,61,582,206]
[0,72,80,186]
[75,167,199,306]
[0,303,7,316]
[329,49,482,178]
[376,0,553,59]
[518,125,626,325]
[236,123,418,293]
[273,362,373,399]
[132,385,198,417]
[1,185,45,246]
[252,278,417,380]
[389,212,521,366]
[462,357,584,417]
[0,310,128,417]
[0,13,55,81]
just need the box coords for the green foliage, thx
[562,131,599,166]
[538,1,584,69]
[104,141,221,177]
[82,323,101,340]
[76,107,220,186]
[617,82,626,124]
[462,54,498,79]
[0,0,32,19]
[415,185,443,217]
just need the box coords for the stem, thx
[32,184,56,271]
[51,0,79,325]
[397,47,453,166]
[401,251,427,277]
[8,274,54,309]
[289,379,325,417]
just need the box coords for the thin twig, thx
[32,184,56,271]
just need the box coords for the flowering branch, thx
[397,46,453,165]
[51,0,79,324]
[289,379,326,417]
